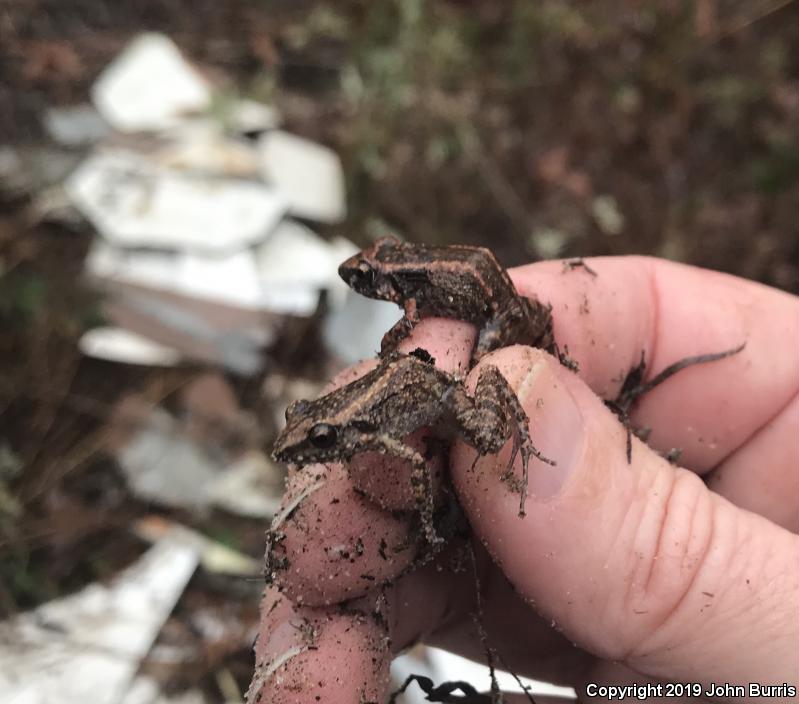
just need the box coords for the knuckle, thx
[621,469,726,661]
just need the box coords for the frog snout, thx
[271,435,291,462]
[337,257,359,285]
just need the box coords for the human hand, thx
[248,256,799,703]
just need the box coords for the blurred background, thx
[0,1,798,702]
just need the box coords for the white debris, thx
[256,220,356,289]
[86,240,317,315]
[0,534,199,704]
[86,242,183,291]
[133,517,261,577]
[156,120,260,178]
[79,327,182,366]
[258,130,346,223]
[44,105,111,147]
[210,451,284,519]
[68,150,287,253]
[322,290,403,364]
[85,223,356,318]
[116,407,223,511]
[85,250,272,374]
[227,98,281,135]
[92,33,211,133]
[177,250,266,309]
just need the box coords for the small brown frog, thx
[338,237,557,366]
[272,349,553,547]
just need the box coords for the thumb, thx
[451,346,799,685]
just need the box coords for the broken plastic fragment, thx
[92,33,211,132]
[210,451,284,519]
[44,104,111,147]
[134,516,261,576]
[0,534,199,704]
[79,326,182,366]
[68,150,287,252]
[258,130,346,223]
[112,404,224,512]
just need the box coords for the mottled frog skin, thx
[338,237,556,366]
[272,349,553,546]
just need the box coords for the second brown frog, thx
[339,237,558,367]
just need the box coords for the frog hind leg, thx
[380,299,422,356]
[517,296,555,351]
[452,366,554,518]
[366,434,443,549]
[472,297,555,366]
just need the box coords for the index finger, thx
[512,256,799,470]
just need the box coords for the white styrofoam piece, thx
[255,221,358,310]
[259,283,320,317]
[68,150,287,253]
[255,220,340,287]
[86,242,182,291]
[133,518,261,577]
[209,451,283,518]
[79,327,182,366]
[120,290,267,375]
[86,240,320,316]
[257,130,346,223]
[92,33,211,133]
[227,99,280,134]
[44,105,111,147]
[0,535,199,704]
[117,408,222,511]
[87,217,336,318]
[156,119,259,177]
[322,291,403,364]
[177,250,265,309]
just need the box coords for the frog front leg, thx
[449,366,554,517]
[360,433,442,548]
[379,299,421,357]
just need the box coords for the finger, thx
[269,318,475,604]
[266,461,416,606]
[511,257,799,471]
[452,346,799,684]
[706,389,799,532]
[248,587,389,704]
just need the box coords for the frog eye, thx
[309,423,337,449]
[352,261,375,286]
